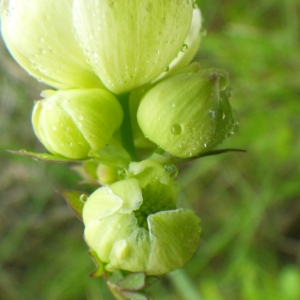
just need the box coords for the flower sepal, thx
[58,189,88,221]
[88,249,105,278]
[8,149,84,163]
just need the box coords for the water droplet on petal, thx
[219,75,227,91]
[181,43,189,52]
[164,164,178,178]
[171,124,182,135]
[209,109,216,119]
[52,125,57,131]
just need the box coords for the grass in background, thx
[1,0,300,299]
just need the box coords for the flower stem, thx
[117,93,137,161]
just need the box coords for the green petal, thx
[128,159,175,187]
[155,8,202,81]
[82,187,123,224]
[1,0,103,89]
[147,209,200,275]
[73,0,193,94]
[32,95,90,158]
[84,213,137,262]
[110,179,143,213]
[107,228,151,273]
[60,89,123,150]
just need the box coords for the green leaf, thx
[88,250,105,278]
[116,273,146,291]
[57,189,88,221]
[8,149,82,163]
[122,291,149,300]
[181,148,247,162]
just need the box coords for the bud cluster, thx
[1,0,238,296]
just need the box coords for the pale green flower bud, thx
[96,164,119,185]
[73,0,194,94]
[32,89,123,159]
[83,159,200,275]
[0,0,103,89]
[137,70,237,158]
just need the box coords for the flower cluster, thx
[1,0,238,295]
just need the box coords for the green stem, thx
[167,269,203,300]
[117,93,137,161]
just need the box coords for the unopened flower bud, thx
[83,159,200,275]
[73,0,194,94]
[32,89,123,159]
[96,164,119,185]
[1,0,103,89]
[137,70,237,158]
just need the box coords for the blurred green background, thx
[1,0,300,299]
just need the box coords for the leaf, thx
[173,148,247,163]
[122,291,149,300]
[88,250,105,278]
[145,276,159,288]
[197,148,247,158]
[57,189,88,221]
[117,273,146,291]
[7,149,82,163]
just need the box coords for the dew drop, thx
[171,124,182,135]
[181,43,188,52]
[80,194,88,203]
[219,75,227,91]
[209,109,216,119]
[164,66,170,72]
[52,125,57,131]
[164,164,178,178]
[118,168,127,178]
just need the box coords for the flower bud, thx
[73,0,194,94]
[137,70,237,158]
[1,0,103,89]
[83,159,200,275]
[32,89,123,159]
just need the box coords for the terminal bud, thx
[83,159,200,275]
